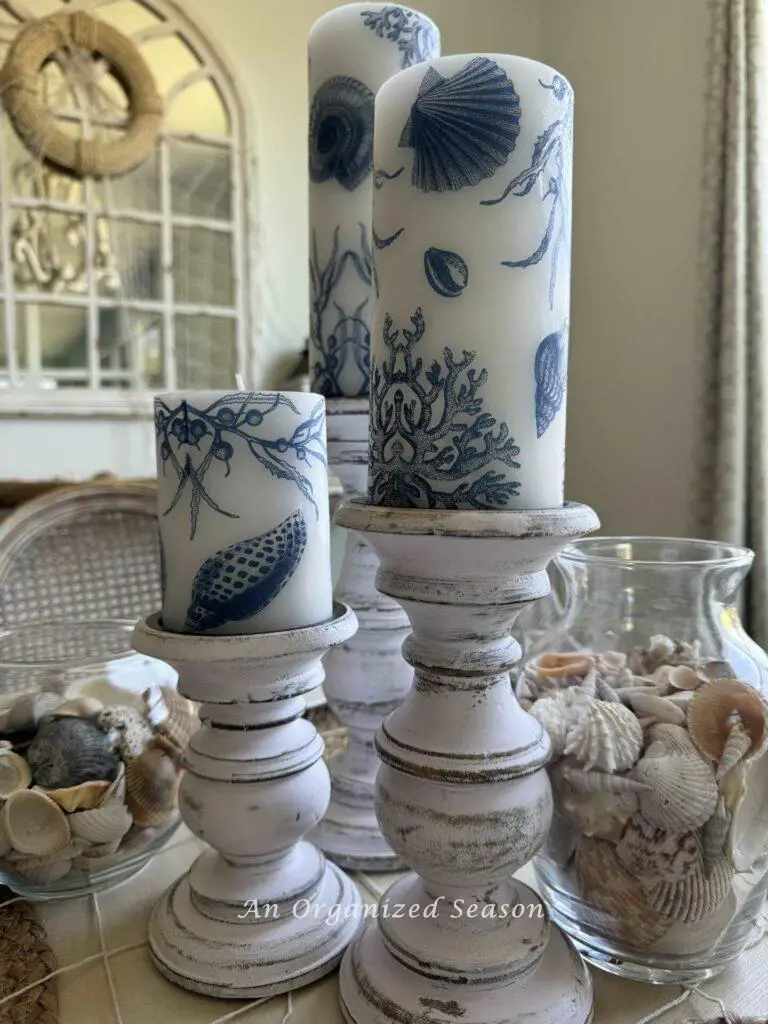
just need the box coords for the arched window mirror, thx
[0,0,253,412]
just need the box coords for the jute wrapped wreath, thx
[0,10,162,179]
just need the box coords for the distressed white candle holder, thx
[310,399,410,870]
[335,500,600,1024]
[131,603,362,999]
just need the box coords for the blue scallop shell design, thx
[535,327,567,438]
[309,76,375,192]
[399,57,521,193]
[184,511,307,633]
[424,247,468,297]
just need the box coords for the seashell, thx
[4,692,64,733]
[2,789,70,856]
[534,327,567,439]
[529,652,595,682]
[575,837,670,948]
[530,698,568,758]
[728,755,768,872]
[11,855,73,884]
[665,690,695,712]
[96,706,153,760]
[719,759,749,812]
[125,748,179,827]
[716,722,753,781]
[70,803,132,845]
[73,839,123,870]
[687,679,768,761]
[558,775,636,842]
[424,247,469,298]
[667,665,702,692]
[543,808,578,868]
[519,699,532,712]
[615,685,668,704]
[627,692,686,726]
[0,750,32,798]
[616,817,701,884]
[646,723,702,759]
[696,659,737,682]
[593,651,631,689]
[27,718,118,789]
[701,795,730,877]
[631,752,718,832]
[184,512,308,633]
[648,888,737,956]
[64,678,145,713]
[0,810,11,856]
[308,75,374,191]
[143,687,198,751]
[515,677,539,702]
[99,762,126,807]
[400,56,521,193]
[596,679,621,702]
[646,856,732,924]
[51,697,104,719]
[564,699,644,772]
[562,765,648,796]
[42,780,111,811]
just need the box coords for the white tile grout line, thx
[92,891,125,1024]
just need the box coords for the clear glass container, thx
[0,620,185,899]
[518,538,768,984]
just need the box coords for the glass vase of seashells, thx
[516,538,768,985]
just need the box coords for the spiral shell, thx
[616,817,700,885]
[125,748,179,827]
[0,750,31,798]
[575,837,670,948]
[716,722,753,781]
[42,780,111,811]
[564,699,644,772]
[646,856,732,924]
[631,751,718,832]
[70,803,132,845]
[687,679,768,761]
[2,789,70,857]
[701,795,730,878]
[27,718,118,789]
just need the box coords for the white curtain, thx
[697,0,768,645]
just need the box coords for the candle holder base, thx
[132,604,363,999]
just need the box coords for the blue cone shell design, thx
[399,57,521,193]
[309,76,375,192]
[535,327,567,438]
[424,247,469,297]
[184,511,307,633]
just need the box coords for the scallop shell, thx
[575,837,670,948]
[70,803,132,845]
[400,56,521,193]
[646,856,732,924]
[562,765,648,796]
[27,718,118,789]
[42,779,111,811]
[125,748,179,827]
[687,679,768,761]
[627,692,685,726]
[143,687,198,751]
[631,752,718,832]
[701,795,730,877]
[424,247,469,298]
[99,762,126,807]
[0,750,31,798]
[616,817,701,884]
[716,722,752,781]
[530,698,568,757]
[4,692,64,733]
[52,697,105,719]
[564,699,644,772]
[646,723,702,759]
[2,789,70,856]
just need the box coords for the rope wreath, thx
[0,10,162,179]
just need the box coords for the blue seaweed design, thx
[155,394,325,541]
[535,326,567,438]
[360,6,439,69]
[369,308,522,508]
[481,75,573,309]
[373,224,405,249]
[184,512,307,632]
[310,224,373,397]
[375,166,405,189]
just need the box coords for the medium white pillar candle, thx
[308,3,440,399]
[368,54,573,510]
[154,391,333,635]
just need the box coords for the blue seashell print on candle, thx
[483,75,573,309]
[534,326,568,438]
[361,6,439,69]
[309,76,375,192]
[369,308,522,508]
[424,247,469,297]
[184,512,307,633]
[310,225,373,397]
[399,57,521,193]
[155,394,326,541]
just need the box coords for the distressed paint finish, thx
[311,399,412,870]
[334,500,599,1024]
[131,603,362,999]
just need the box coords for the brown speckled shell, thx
[125,748,179,827]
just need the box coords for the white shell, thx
[52,697,105,718]
[70,803,133,845]
[2,789,71,856]
[530,698,568,757]
[5,692,64,732]
[0,750,32,798]
[99,761,126,807]
[563,699,643,772]
[646,723,702,759]
[667,665,702,691]
[627,692,686,726]
[631,752,718,832]
[716,722,752,781]
[562,765,648,796]
[560,787,636,842]
[646,856,732,924]
[701,795,729,877]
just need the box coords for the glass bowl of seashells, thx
[516,538,768,985]
[0,620,198,898]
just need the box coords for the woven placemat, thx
[0,890,57,1024]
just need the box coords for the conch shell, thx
[631,751,718,832]
[564,699,643,772]
[687,679,767,762]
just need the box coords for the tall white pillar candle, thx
[155,391,333,635]
[308,3,440,398]
[368,54,573,509]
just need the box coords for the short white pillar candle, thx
[369,54,573,509]
[154,391,333,635]
[308,3,440,398]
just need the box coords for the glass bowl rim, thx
[559,535,754,570]
[0,618,138,669]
